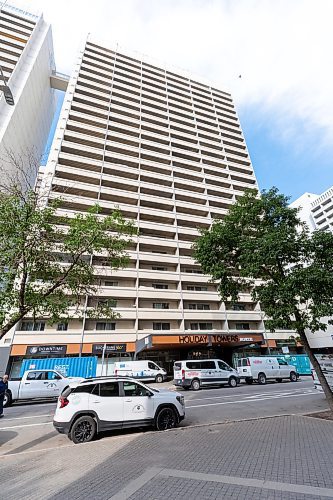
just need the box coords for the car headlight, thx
[176,395,185,406]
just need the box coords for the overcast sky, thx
[18,0,333,201]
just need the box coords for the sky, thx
[20,0,333,202]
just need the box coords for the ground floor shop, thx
[3,332,306,377]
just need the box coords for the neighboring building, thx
[290,186,333,233]
[309,186,333,232]
[289,192,318,231]
[4,38,276,375]
[0,2,56,180]
[290,186,333,354]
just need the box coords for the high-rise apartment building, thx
[6,38,300,375]
[0,2,56,174]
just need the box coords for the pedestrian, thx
[0,374,9,418]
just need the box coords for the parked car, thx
[173,359,240,390]
[53,377,185,443]
[4,369,84,407]
[236,357,298,384]
[113,360,167,383]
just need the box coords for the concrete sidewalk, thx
[1,415,333,499]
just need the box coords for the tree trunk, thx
[297,327,333,413]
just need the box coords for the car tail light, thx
[59,396,69,408]
[115,369,117,376]
[247,359,251,366]
[181,369,185,380]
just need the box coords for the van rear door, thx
[238,358,251,377]
[173,362,182,380]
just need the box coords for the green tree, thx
[193,187,333,411]
[0,187,135,340]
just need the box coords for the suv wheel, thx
[155,374,163,383]
[290,371,297,382]
[191,379,200,391]
[228,376,238,388]
[258,373,266,385]
[70,416,96,444]
[155,407,178,431]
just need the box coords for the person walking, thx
[0,374,9,418]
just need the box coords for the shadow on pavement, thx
[3,430,57,456]
[0,430,17,447]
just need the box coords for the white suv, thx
[53,377,185,444]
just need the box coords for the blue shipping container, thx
[19,356,97,379]
[282,354,311,375]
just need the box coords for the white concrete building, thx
[0,2,56,177]
[290,187,333,353]
[5,38,275,374]
[290,185,333,233]
[289,192,318,231]
[310,186,333,232]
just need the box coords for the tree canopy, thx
[193,187,333,409]
[0,189,135,339]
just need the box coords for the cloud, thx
[14,0,333,149]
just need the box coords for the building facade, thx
[0,2,56,177]
[2,37,303,375]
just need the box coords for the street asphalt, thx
[0,378,331,499]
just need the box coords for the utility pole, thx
[0,65,15,106]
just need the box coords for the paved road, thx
[1,414,333,500]
[0,378,327,457]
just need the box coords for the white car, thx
[4,369,83,407]
[173,359,240,390]
[113,360,167,383]
[53,377,185,443]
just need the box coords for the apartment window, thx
[21,321,45,331]
[232,304,245,311]
[187,286,208,291]
[152,283,169,289]
[57,323,68,331]
[153,303,169,309]
[152,266,167,271]
[184,268,203,274]
[189,303,210,310]
[153,322,170,330]
[104,281,119,287]
[190,323,213,330]
[235,323,250,330]
[96,322,116,331]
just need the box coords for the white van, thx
[173,359,240,390]
[236,357,298,384]
[113,360,167,383]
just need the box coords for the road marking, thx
[111,467,333,499]
[186,392,319,409]
[0,414,53,422]
[111,467,163,500]
[0,422,53,431]
[185,389,315,402]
